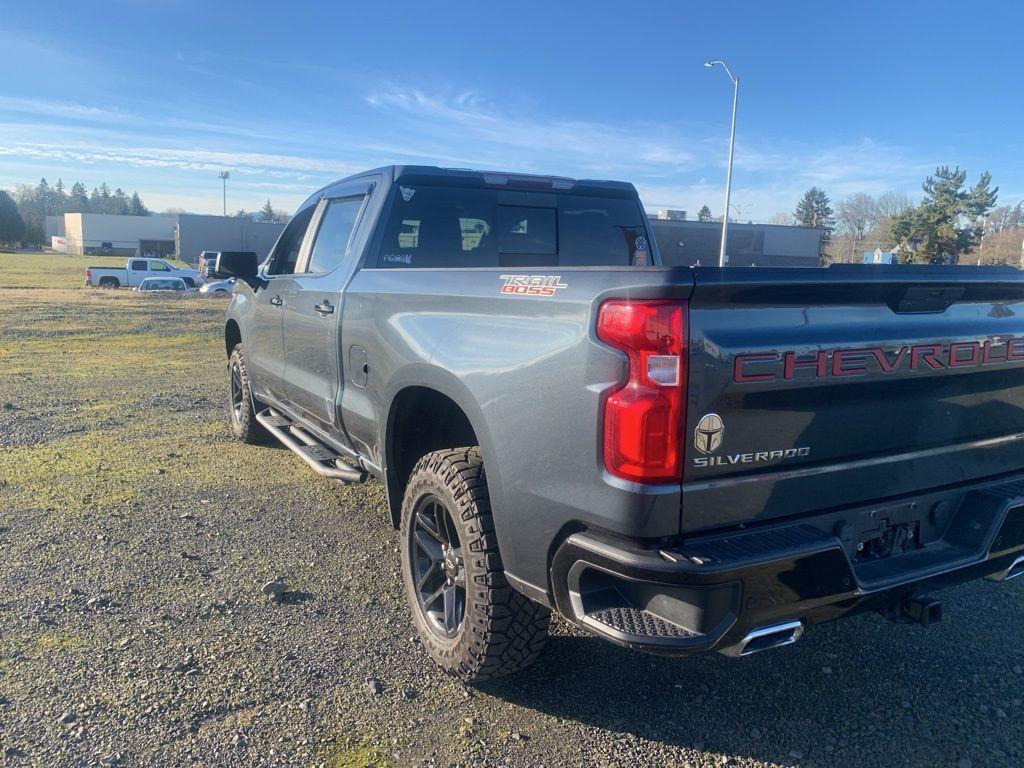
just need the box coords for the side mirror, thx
[213,251,259,284]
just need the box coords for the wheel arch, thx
[224,319,242,358]
[383,380,496,529]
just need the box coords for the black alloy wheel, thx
[409,494,466,637]
[229,357,245,423]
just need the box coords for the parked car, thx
[135,277,192,293]
[217,164,1024,682]
[85,258,202,289]
[199,277,236,296]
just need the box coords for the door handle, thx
[269,296,283,307]
[314,301,335,315]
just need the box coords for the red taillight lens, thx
[85,268,91,278]
[597,300,687,483]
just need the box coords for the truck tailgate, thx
[682,265,1024,533]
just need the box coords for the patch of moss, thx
[35,630,87,654]
[324,737,390,768]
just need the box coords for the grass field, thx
[0,250,194,289]
[1,252,1022,768]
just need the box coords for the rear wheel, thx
[228,343,269,444]
[99,277,119,289]
[400,447,550,681]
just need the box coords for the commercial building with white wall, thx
[51,212,285,264]
[62,213,176,257]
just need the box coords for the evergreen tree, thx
[36,178,51,216]
[68,182,89,213]
[697,205,713,222]
[259,199,276,222]
[129,192,148,216]
[889,167,999,264]
[794,187,835,242]
[53,178,66,214]
[0,190,25,245]
[112,188,130,215]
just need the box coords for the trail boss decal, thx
[691,412,811,468]
[499,274,568,297]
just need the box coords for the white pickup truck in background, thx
[84,258,203,289]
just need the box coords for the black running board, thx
[255,409,366,484]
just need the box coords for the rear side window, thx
[130,260,147,271]
[376,185,647,268]
[307,197,364,274]
[379,187,497,268]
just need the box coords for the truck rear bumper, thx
[549,475,1024,656]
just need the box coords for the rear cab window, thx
[376,183,650,268]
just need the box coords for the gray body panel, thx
[339,266,691,587]
[226,166,1024,605]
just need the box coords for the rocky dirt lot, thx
[0,254,1022,767]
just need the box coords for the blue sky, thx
[1,0,1021,218]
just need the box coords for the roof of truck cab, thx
[302,165,638,209]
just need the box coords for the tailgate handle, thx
[891,286,964,314]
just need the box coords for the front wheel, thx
[227,344,269,444]
[400,447,550,681]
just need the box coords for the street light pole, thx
[218,171,230,216]
[705,60,739,268]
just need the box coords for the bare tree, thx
[836,193,880,260]
[875,191,911,220]
[769,212,793,225]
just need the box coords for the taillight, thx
[85,268,91,278]
[597,299,687,483]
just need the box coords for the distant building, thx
[45,215,65,239]
[62,213,177,257]
[656,209,687,221]
[50,212,285,264]
[863,248,897,264]
[649,218,823,267]
[175,214,284,265]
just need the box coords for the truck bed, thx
[682,264,1024,532]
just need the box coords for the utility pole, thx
[218,171,230,216]
[705,60,739,267]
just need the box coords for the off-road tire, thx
[400,447,550,681]
[99,277,119,289]
[228,343,269,444]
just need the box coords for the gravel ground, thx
[1,274,1022,767]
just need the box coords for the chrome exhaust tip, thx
[721,620,804,657]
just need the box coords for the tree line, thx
[695,166,1017,266]
[0,178,151,247]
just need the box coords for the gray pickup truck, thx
[215,165,1024,681]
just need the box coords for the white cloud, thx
[0,141,361,179]
[0,82,946,216]
[364,85,935,213]
[365,86,700,175]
